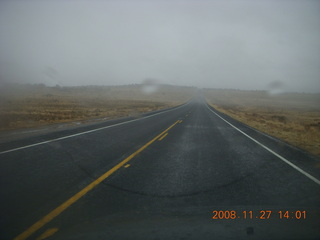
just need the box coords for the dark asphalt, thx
[1,95,320,240]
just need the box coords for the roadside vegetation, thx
[204,89,320,157]
[0,83,194,131]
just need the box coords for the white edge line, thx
[0,103,189,155]
[206,103,320,186]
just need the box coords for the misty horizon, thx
[0,0,320,93]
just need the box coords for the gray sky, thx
[0,0,319,92]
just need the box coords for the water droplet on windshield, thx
[267,80,285,95]
[141,78,159,94]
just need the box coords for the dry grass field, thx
[0,83,194,131]
[204,89,320,157]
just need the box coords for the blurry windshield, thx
[0,1,319,240]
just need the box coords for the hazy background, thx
[0,0,319,92]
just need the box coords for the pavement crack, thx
[102,174,253,198]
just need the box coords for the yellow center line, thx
[35,228,59,240]
[158,133,168,141]
[124,164,130,168]
[13,120,180,240]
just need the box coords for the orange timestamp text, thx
[212,210,307,220]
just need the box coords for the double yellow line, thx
[14,120,180,240]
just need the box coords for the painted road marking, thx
[124,164,130,168]
[35,228,58,240]
[179,120,183,123]
[206,104,320,186]
[13,120,180,240]
[158,133,168,141]
[0,102,190,155]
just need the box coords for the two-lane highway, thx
[1,96,320,240]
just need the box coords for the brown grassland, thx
[204,89,320,157]
[0,84,194,132]
[1,84,319,157]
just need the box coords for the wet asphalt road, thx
[1,96,320,240]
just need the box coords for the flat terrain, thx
[204,89,320,157]
[1,96,319,240]
[0,84,194,131]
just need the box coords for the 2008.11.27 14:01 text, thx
[212,210,307,220]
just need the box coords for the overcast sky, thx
[0,0,319,92]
